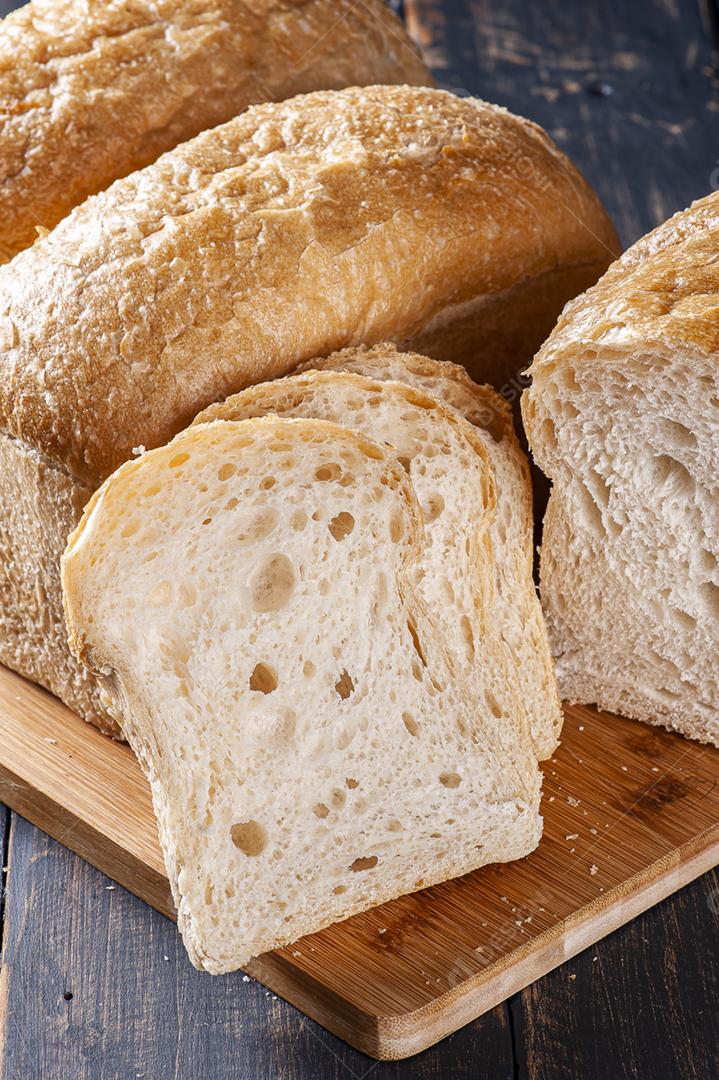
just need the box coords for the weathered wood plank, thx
[407,0,719,245]
[0,815,514,1080]
[511,868,719,1080]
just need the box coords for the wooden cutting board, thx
[1,664,718,1060]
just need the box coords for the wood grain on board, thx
[0,664,718,1060]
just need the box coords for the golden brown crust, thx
[0,0,430,261]
[0,86,617,490]
[527,190,719,383]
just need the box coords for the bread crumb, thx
[565,833,579,841]
[569,973,576,981]
[578,725,584,731]
[378,927,387,935]
[291,950,302,958]
[621,765,628,772]
[242,975,251,983]
[567,796,580,807]
[132,445,146,456]
[589,864,598,875]
[163,955,169,961]
[43,737,57,744]
[104,885,115,891]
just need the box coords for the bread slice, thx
[522,191,719,745]
[62,417,542,972]
[294,345,562,759]
[194,368,535,752]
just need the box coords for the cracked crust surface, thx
[0,85,617,489]
[0,0,430,260]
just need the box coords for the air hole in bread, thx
[303,659,315,677]
[485,689,503,719]
[333,885,347,894]
[402,712,419,736]
[389,512,404,542]
[315,462,341,482]
[358,441,383,460]
[291,509,308,531]
[178,582,196,607]
[423,493,444,523]
[407,619,427,666]
[328,512,355,541]
[230,820,267,857]
[249,553,295,612]
[346,777,359,789]
[260,476,276,490]
[700,581,719,620]
[339,473,355,488]
[240,508,279,543]
[202,517,212,525]
[335,670,355,699]
[651,454,694,497]
[331,788,346,809]
[249,662,278,694]
[668,605,696,631]
[121,520,140,538]
[218,463,236,481]
[168,452,190,469]
[659,417,697,451]
[397,456,412,472]
[439,771,462,788]
[225,497,239,510]
[313,803,330,819]
[350,856,378,872]
[460,615,475,662]
[336,726,355,750]
[149,581,172,607]
[387,819,402,832]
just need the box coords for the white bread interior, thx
[200,345,562,759]
[62,417,542,972]
[297,345,562,758]
[523,191,719,745]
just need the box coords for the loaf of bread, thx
[0,85,614,732]
[523,191,719,745]
[61,416,543,971]
[200,344,562,759]
[0,0,430,261]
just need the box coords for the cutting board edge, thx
[2,739,718,1060]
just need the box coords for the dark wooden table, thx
[2,1,719,1077]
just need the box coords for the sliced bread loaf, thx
[0,84,615,734]
[294,345,562,758]
[62,417,542,972]
[523,191,719,745]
